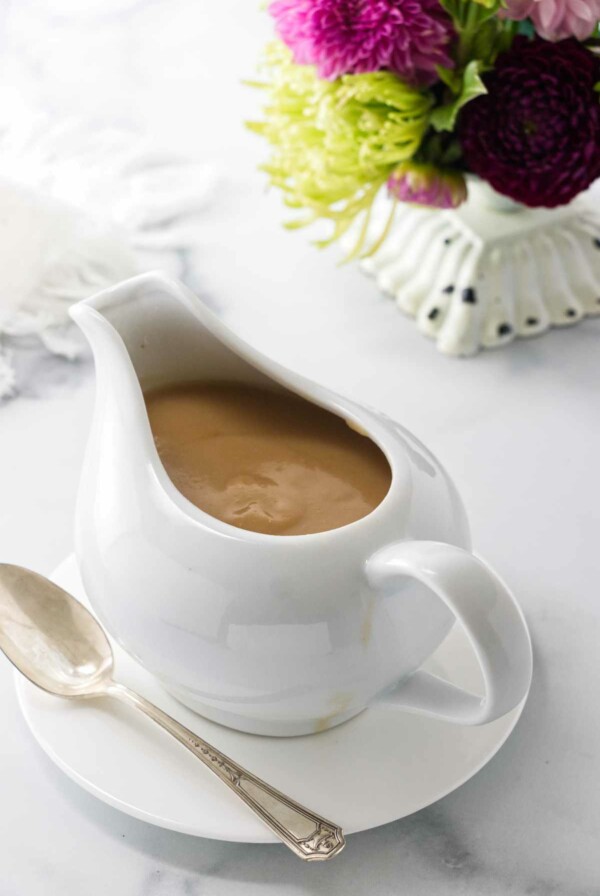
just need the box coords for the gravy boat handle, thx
[366,541,532,725]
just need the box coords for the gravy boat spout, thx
[70,272,287,499]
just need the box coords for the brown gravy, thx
[145,381,391,536]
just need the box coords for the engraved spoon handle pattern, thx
[109,683,345,861]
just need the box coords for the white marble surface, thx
[1,2,600,893]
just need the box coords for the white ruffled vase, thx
[355,178,600,356]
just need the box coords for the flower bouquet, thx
[250,1,600,355]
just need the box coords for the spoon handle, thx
[108,682,345,861]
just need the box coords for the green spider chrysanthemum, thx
[248,44,433,256]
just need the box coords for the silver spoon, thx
[0,564,345,861]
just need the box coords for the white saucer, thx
[16,555,528,843]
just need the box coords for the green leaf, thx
[430,60,488,133]
[472,20,499,61]
[440,138,463,166]
[436,0,458,17]
[467,0,503,23]
[436,64,462,92]
[517,19,536,38]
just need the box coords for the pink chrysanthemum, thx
[388,162,467,208]
[504,0,600,41]
[268,0,454,86]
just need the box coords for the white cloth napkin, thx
[0,105,217,398]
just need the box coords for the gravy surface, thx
[145,381,391,536]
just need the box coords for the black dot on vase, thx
[526,317,539,327]
[565,308,577,318]
[462,287,477,304]
[442,284,455,295]
[428,307,440,321]
[497,323,512,337]
[444,237,453,246]
[594,238,600,249]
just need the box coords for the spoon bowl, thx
[0,564,113,697]
[0,563,345,861]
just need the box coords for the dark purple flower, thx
[459,37,600,208]
[268,0,454,86]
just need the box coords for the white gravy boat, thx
[70,272,532,736]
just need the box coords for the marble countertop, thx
[1,2,599,894]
